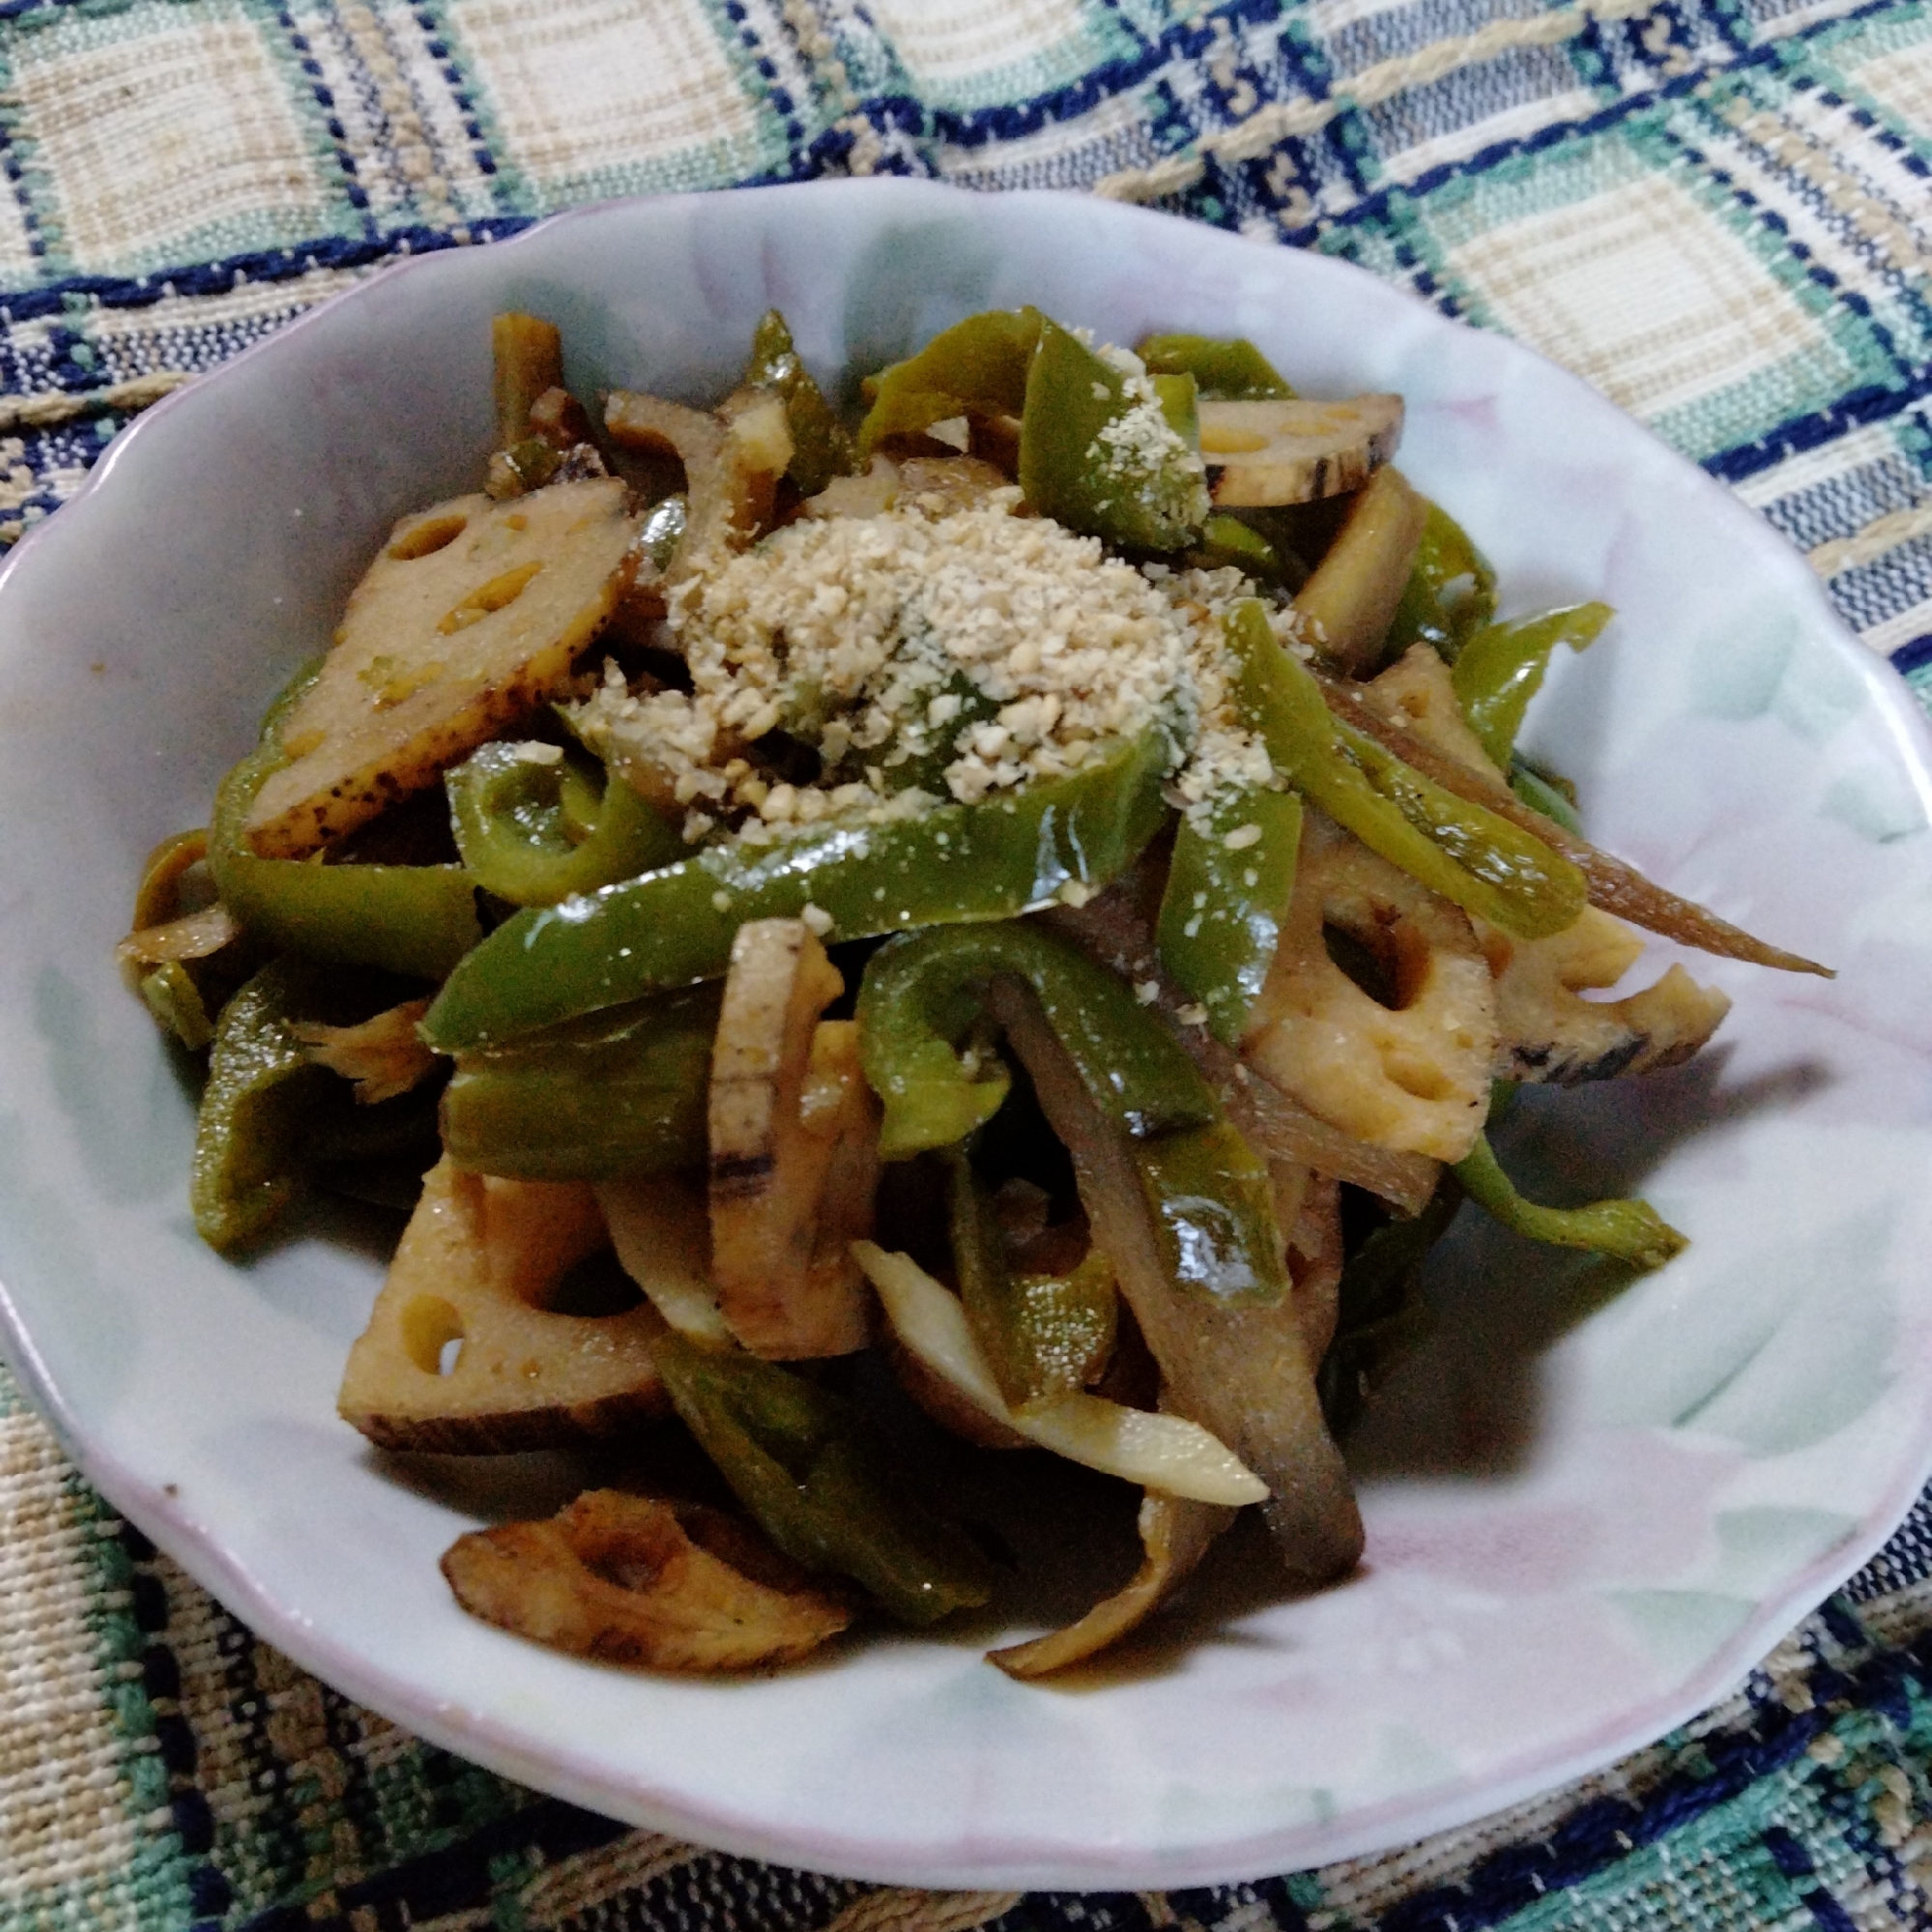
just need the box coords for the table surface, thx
[4,2,1932,1928]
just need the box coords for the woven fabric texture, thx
[2,1,1931,1928]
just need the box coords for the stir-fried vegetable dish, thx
[122,304,1828,1677]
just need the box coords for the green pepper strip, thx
[190,958,341,1251]
[440,984,718,1181]
[446,742,683,907]
[1130,1119,1291,1307]
[862,922,1290,1308]
[1226,601,1586,941]
[742,308,855,499]
[209,663,480,980]
[423,728,1169,1052]
[1007,1256,1115,1408]
[1157,786,1302,1049]
[140,961,214,1052]
[855,306,1044,458]
[1453,1132,1685,1269]
[649,1329,994,1625]
[1136,332,1295,400]
[857,918,1219,1158]
[1018,317,1206,553]
[1453,603,1611,771]
[946,1145,1115,1411]
[1509,756,1583,835]
[130,827,211,930]
[1382,501,1498,666]
[1191,512,1287,586]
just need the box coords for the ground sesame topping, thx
[571,485,1295,841]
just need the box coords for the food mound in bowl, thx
[118,304,1826,1679]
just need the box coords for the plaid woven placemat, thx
[4,2,1932,1927]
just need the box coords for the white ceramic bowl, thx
[3,180,1931,1890]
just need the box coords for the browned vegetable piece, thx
[442,1489,852,1673]
[487,385,606,502]
[1226,1056,1439,1218]
[337,1156,666,1453]
[985,979,1362,1584]
[1314,669,1832,976]
[492,311,562,449]
[1281,1168,1343,1365]
[989,1492,1231,1679]
[973,412,1023,476]
[1045,872,1440,1215]
[1359,643,1731,1078]
[1200,394,1403,505]
[604,388,793,585]
[883,1329,1030,1452]
[801,1019,883,1328]
[1243,809,1498,1163]
[245,478,638,859]
[1291,466,1429,674]
[120,827,240,978]
[709,920,875,1359]
[717,388,794,535]
[1489,907,1732,1084]
[117,903,238,975]
[1364,643,1500,776]
[802,456,902,523]
[528,385,593,450]
[292,996,434,1105]
[606,390,723,480]
[597,1171,732,1346]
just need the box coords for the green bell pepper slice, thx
[189,957,345,1250]
[1452,603,1611,771]
[856,918,1220,1159]
[140,960,215,1053]
[944,1146,1115,1412]
[1226,601,1587,941]
[440,983,718,1180]
[1383,501,1498,666]
[1157,788,1303,1048]
[1509,756,1584,835]
[1190,511,1288,587]
[209,663,481,980]
[741,308,855,499]
[649,1329,994,1625]
[1136,332,1294,400]
[1018,317,1207,553]
[446,741,682,907]
[1454,1132,1685,1269]
[860,919,1290,1308]
[423,729,1169,1052]
[1131,1118,1291,1307]
[855,306,1044,459]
